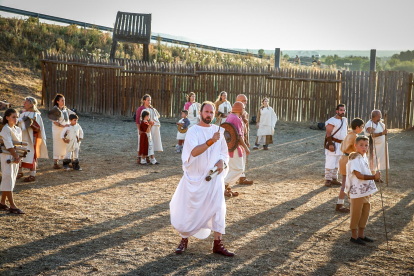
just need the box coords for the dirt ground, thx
[0,110,414,276]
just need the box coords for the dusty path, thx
[0,112,413,275]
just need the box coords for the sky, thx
[0,0,413,51]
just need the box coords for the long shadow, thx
[2,215,171,275]
[311,189,414,276]
[0,201,170,273]
[71,167,182,196]
[121,185,329,275]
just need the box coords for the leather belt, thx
[332,138,343,143]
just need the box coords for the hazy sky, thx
[0,0,413,50]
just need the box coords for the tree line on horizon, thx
[1,16,413,73]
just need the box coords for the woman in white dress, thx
[17,97,48,182]
[50,94,74,169]
[135,94,162,164]
[184,92,201,127]
[253,98,277,150]
[0,109,25,214]
[214,91,232,125]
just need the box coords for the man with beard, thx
[364,110,389,176]
[170,101,235,257]
[324,104,348,187]
[236,94,254,185]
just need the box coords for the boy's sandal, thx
[360,236,374,242]
[9,208,25,214]
[16,173,24,179]
[136,157,141,164]
[0,203,10,211]
[350,237,366,245]
[140,162,149,166]
[24,176,36,182]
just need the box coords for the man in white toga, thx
[364,110,389,175]
[170,101,235,257]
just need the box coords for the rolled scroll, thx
[205,163,228,181]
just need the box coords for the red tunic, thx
[21,131,38,169]
[138,121,150,156]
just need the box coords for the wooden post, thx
[406,74,413,129]
[370,49,376,71]
[384,113,389,187]
[275,48,280,69]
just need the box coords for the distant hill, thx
[231,49,402,58]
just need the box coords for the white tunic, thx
[0,125,22,191]
[51,107,75,159]
[216,101,232,124]
[364,120,389,171]
[345,154,378,198]
[176,119,187,140]
[61,124,84,153]
[325,116,348,156]
[140,107,163,152]
[18,111,48,163]
[170,125,229,239]
[257,107,278,137]
[187,103,200,127]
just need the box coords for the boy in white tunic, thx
[175,110,190,153]
[0,109,25,214]
[61,114,84,171]
[170,101,235,257]
[325,104,348,187]
[345,135,380,245]
[364,110,389,174]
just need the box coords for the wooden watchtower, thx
[110,11,152,61]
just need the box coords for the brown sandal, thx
[16,173,24,179]
[224,189,232,197]
[0,203,10,211]
[24,176,36,182]
[9,208,25,214]
[228,189,239,197]
[53,164,61,169]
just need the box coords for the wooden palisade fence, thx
[40,52,414,128]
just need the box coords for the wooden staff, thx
[384,113,389,187]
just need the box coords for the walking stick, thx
[384,113,389,187]
[371,129,391,252]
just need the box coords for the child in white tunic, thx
[0,109,25,214]
[176,110,190,153]
[345,135,380,245]
[61,114,84,171]
[50,94,75,169]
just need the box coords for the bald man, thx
[236,94,254,185]
[364,110,389,175]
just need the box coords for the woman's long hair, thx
[215,91,227,103]
[187,92,196,102]
[260,97,270,110]
[141,94,153,108]
[2,108,18,125]
[52,94,66,109]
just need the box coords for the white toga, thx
[170,125,229,239]
[364,120,389,171]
